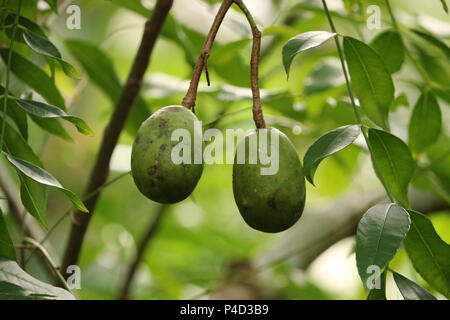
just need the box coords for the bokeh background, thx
[1,0,450,299]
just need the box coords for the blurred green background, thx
[1,0,449,300]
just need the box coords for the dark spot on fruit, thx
[148,164,159,176]
[160,144,167,151]
[268,197,278,210]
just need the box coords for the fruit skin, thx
[233,128,306,233]
[131,105,203,204]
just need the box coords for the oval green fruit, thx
[131,105,203,204]
[233,128,306,233]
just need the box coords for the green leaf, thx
[4,14,45,43]
[0,209,16,261]
[31,116,73,142]
[371,30,405,73]
[282,31,336,77]
[367,270,387,300]
[409,91,442,154]
[22,30,79,79]
[303,125,361,185]
[356,203,410,287]
[404,210,450,298]
[344,37,394,129]
[65,40,150,135]
[22,29,61,59]
[4,154,88,213]
[368,128,415,207]
[440,0,449,13]
[0,50,65,109]
[393,271,437,300]
[412,29,450,58]
[0,117,48,226]
[0,86,28,139]
[0,258,74,300]
[16,99,93,136]
[416,46,450,88]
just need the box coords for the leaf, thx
[356,203,410,287]
[0,282,39,300]
[22,30,79,79]
[0,209,16,261]
[0,50,65,109]
[367,270,387,300]
[4,14,45,43]
[16,99,93,136]
[409,91,442,154]
[0,86,28,139]
[22,30,61,59]
[4,154,88,213]
[371,30,405,73]
[368,129,415,207]
[65,40,150,135]
[393,271,437,300]
[31,116,73,142]
[0,117,48,226]
[282,31,336,77]
[440,0,449,13]
[412,29,450,58]
[344,37,394,129]
[0,258,74,300]
[416,46,450,88]
[303,125,361,185]
[404,210,450,298]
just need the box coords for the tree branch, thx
[61,0,174,279]
[118,205,166,300]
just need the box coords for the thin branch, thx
[321,0,396,204]
[60,0,174,280]
[181,0,235,110]
[24,171,131,266]
[0,174,57,282]
[118,205,166,300]
[23,237,71,292]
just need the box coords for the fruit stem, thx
[181,0,235,111]
[182,0,266,129]
[234,0,266,129]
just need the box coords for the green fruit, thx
[131,105,203,204]
[232,128,306,233]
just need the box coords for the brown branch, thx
[181,0,235,110]
[118,205,166,300]
[60,0,174,280]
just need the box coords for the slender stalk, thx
[321,0,396,204]
[0,0,22,152]
[234,0,266,129]
[118,205,166,300]
[181,0,235,110]
[182,0,266,128]
[23,237,72,292]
